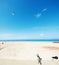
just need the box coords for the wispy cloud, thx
[42,8,47,12]
[34,13,42,18]
[35,8,47,18]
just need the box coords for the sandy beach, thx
[0,41,59,65]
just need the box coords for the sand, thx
[0,59,59,65]
[42,46,59,50]
[0,41,59,65]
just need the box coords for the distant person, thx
[37,54,42,65]
[52,56,58,60]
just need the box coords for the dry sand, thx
[0,41,59,65]
[0,59,59,65]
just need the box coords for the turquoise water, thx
[0,39,59,42]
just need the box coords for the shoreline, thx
[0,39,59,42]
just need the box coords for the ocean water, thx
[0,39,59,42]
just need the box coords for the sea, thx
[0,39,59,42]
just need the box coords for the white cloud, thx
[35,13,42,18]
[34,8,47,18]
[42,8,47,12]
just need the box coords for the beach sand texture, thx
[0,42,59,65]
[0,59,59,65]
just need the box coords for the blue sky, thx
[0,0,59,40]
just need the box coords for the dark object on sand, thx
[37,54,42,65]
[52,56,58,59]
[2,42,4,44]
[53,42,59,43]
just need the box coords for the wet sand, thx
[42,46,59,50]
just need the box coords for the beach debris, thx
[52,56,58,60]
[53,42,59,44]
[0,42,6,50]
[53,42,59,43]
[37,54,42,65]
[2,42,4,45]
